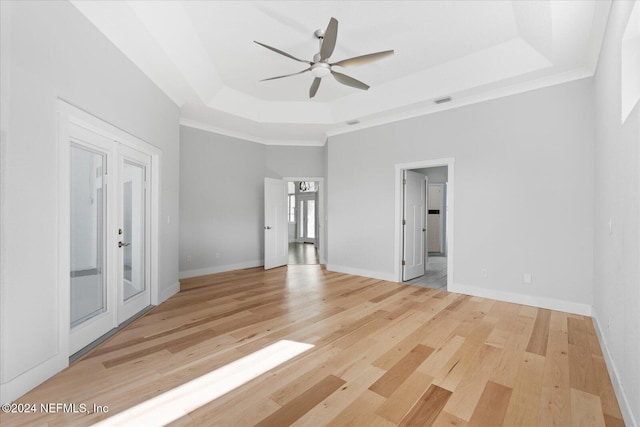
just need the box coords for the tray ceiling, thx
[72,1,611,145]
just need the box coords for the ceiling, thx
[71,1,611,146]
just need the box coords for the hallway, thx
[288,242,319,265]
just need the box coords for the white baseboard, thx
[326,264,396,282]
[159,281,180,303]
[592,314,638,427]
[448,283,592,316]
[1,354,62,404]
[179,260,263,280]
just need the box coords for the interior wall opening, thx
[287,180,320,265]
[395,158,453,290]
[403,166,448,290]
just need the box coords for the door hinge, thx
[402,260,406,266]
[402,219,406,225]
[403,178,406,185]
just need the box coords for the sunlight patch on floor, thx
[94,340,314,426]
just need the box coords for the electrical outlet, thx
[523,273,532,284]
[215,252,221,259]
[186,255,192,263]
[608,219,613,235]
[480,269,488,278]
[607,316,611,329]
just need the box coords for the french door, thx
[68,126,152,354]
[117,146,151,324]
[297,197,316,244]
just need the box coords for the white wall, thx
[0,1,180,403]
[265,146,325,178]
[179,126,325,278]
[179,126,266,277]
[593,1,640,425]
[327,78,595,313]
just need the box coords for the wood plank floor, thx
[288,242,319,265]
[1,265,624,426]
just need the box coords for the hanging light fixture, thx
[299,181,310,191]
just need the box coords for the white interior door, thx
[117,145,151,323]
[69,129,116,355]
[425,177,429,267]
[264,177,288,270]
[403,170,426,281]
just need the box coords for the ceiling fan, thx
[255,17,394,98]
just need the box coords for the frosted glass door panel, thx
[122,161,145,300]
[70,145,106,328]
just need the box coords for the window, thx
[287,181,296,223]
[288,195,296,223]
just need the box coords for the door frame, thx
[57,100,161,366]
[394,158,454,286]
[283,177,324,264]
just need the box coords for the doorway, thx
[58,101,160,360]
[263,177,324,269]
[288,180,319,265]
[395,159,454,289]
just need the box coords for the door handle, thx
[264,226,272,230]
[118,242,130,248]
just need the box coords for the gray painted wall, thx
[179,126,325,277]
[179,126,266,276]
[266,145,325,178]
[327,78,595,309]
[0,1,180,401]
[593,2,640,425]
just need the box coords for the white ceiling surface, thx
[71,1,611,146]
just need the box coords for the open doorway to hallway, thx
[406,166,448,289]
[395,159,453,290]
[287,180,320,265]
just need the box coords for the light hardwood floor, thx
[288,242,319,265]
[1,265,624,426]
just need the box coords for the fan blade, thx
[331,71,369,91]
[254,41,311,64]
[331,50,394,68]
[309,78,321,98]
[320,18,338,61]
[260,68,311,81]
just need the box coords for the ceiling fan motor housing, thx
[311,62,331,78]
